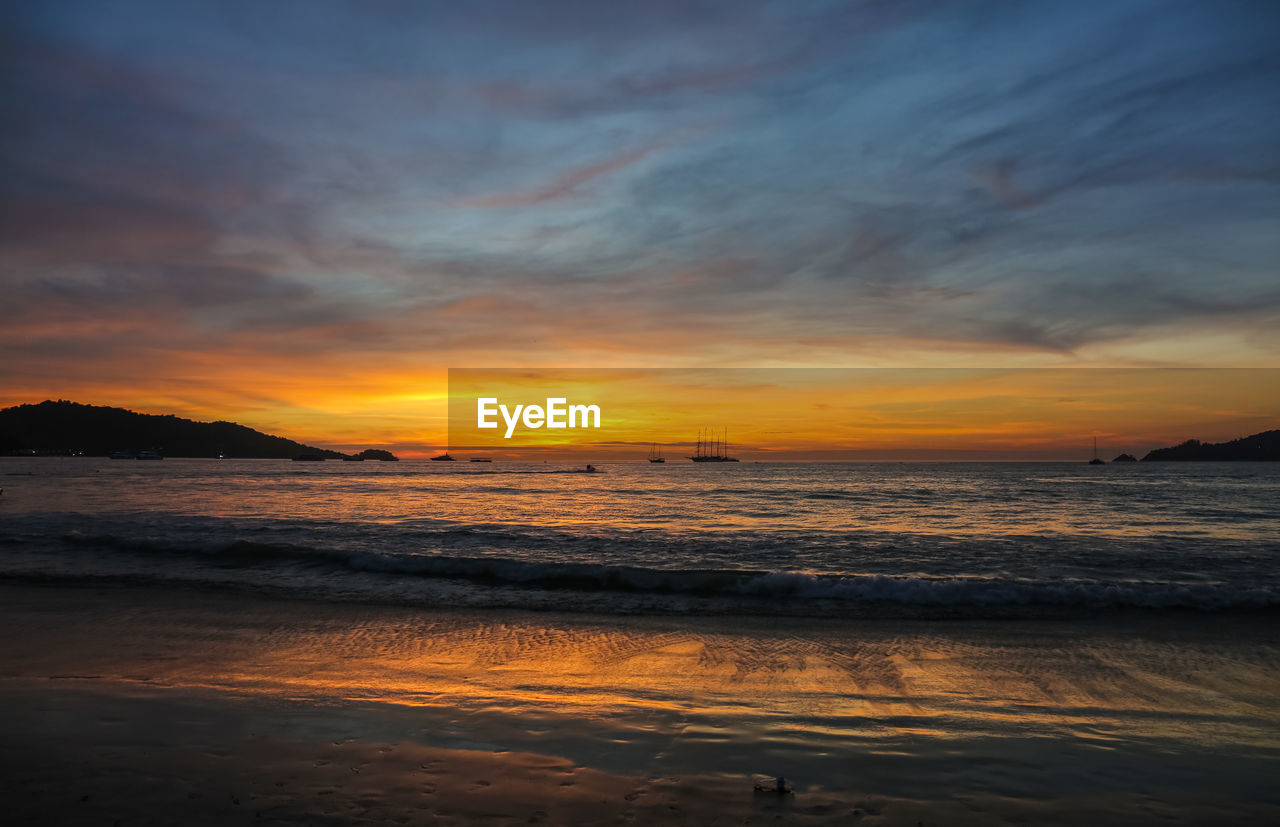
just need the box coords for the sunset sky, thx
[2,1,1278,454]
[447,368,1280,460]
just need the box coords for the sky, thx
[446,368,1280,460]
[2,0,1278,454]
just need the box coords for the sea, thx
[1,458,1278,618]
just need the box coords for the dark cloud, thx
[2,0,1278,391]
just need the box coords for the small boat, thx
[136,449,163,460]
[109,450,132,460]
[648,443,665,463]
[469,458,492,462]
[430,453,456,461]
[1088,437,1105,465]
[292,453,325,462]
[585,464,598,473]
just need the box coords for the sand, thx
[1,582,1278,825]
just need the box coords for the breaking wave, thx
[20,529,1280,614]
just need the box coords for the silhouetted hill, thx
[0,400,350,459]
[1141,430,1280,461]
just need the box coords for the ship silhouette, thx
[689,428,739,462]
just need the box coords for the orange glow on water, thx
[17,594,1277,754]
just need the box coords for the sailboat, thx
[689,428,739,462]
[1088,437,1105,465]
[648,443,665,463]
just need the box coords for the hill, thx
[1141,429,1280,461]
[0,400,358,459]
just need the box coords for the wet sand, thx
[1,583,1278,824]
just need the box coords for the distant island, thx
[0,400,398,460]
[350,449,398,462]
[1141,429,1279,462]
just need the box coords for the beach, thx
[3,581,1278,825]
[7,0,1279,819]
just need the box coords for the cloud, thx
[3,0,1279,429]
[459,143,662,208]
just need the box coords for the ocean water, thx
[1,458,1278,617]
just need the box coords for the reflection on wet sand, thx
[3,585,1277,820]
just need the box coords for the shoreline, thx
[2,581,1279,824]
[7,570,1280,626]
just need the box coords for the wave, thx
[39,531,1280,613]
[347,552,1280,610]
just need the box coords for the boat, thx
[469,458,492,462]
[1088,437,1105,465]
[648,443,665,463]
[136,449,163,460]
[429,453,456,461]
[109,450,132,460]
[689,428,739,462]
